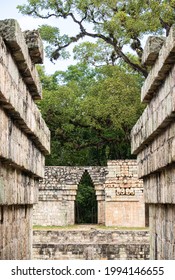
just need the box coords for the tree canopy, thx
[18,0,175,76]
[37,62,144,166]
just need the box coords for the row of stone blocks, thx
[33,230,150,260]
[0,19,50,259]
[131,26,175,259]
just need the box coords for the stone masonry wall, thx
[33,166,108,226]
[0,19,50,259]
[33,230,150,260]
[33,160,145,227]
[105,161,145,227]
[131,27,175,259]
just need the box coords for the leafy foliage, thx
[37,62,144,166]
[75,171,97,224]
[18,0,175,76]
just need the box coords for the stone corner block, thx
[24,30,44,64]
[142,36,165,67]
[0,19,42,100]
[141,25,175,103]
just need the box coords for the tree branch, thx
[56,12,148,76]
[23,4,148,76]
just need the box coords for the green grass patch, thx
[33,225,78,230]
[33,224,149,231]
[97,225,149,231]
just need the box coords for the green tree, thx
[18,0,175,76]
[73,40,118,66]
[75,171,97,224]
[37,62,144,166]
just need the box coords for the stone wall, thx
[131,27,175,259]
[33,160,145,227]
[0,19,50,259]
[105,160,145,227]
[33,166,108,226]
[33,229,150,260]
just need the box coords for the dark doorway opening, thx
[75,170,97,224]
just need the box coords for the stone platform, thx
[33,226,150,260]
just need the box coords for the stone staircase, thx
[33,226,150,260]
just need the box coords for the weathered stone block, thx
[149,205,175,259]
[0,205,33,259]
[141,25,175,103]
[0,162,38,205]
[136,122,175,178]
[144,168,175,204]
[142,36,165,66]
[131,65,175,154]
[0,19,42,99]
[105,200,145,227]
[24,30,44,64]
[0,108,45,177]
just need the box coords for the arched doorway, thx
[75,170,98,224]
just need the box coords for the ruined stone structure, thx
[33,229,150,260]
[131,27,175,259]
[105,161,145,227]
[33,160,145,227]
[0,19,50,259]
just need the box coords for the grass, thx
[33,224,149,231]
[33,225,78,230]
[97,225,149,231]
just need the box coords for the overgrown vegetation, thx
[75,171,97,224]
[37,63,144,166]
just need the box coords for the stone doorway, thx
[33,161,144,227]
[75,170,98,224]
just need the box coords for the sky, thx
[0,0,83,74]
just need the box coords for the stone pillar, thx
[97,200,105,224]
[63,185,77,225]
[131,28,175,259]
[104,160,144,227]
[0,19,50,259]
[95,185,105,224]
[33,167,79,226]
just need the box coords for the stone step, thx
[33,229,150,244]
[33,230,150,260]
[0,107,45,178]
